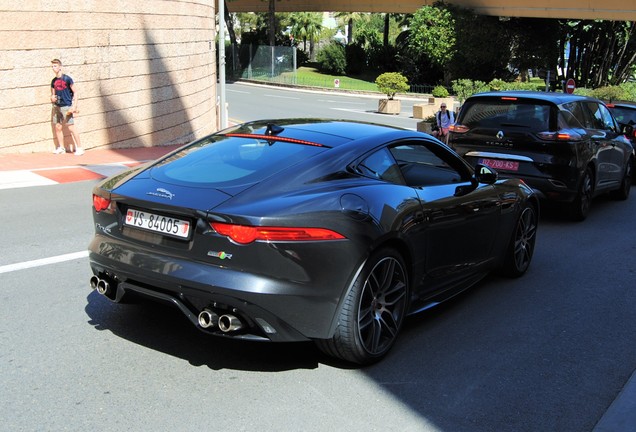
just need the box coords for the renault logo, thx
[496,131,505,140]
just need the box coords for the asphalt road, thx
[224,80,426,128]
[1,85,635,431]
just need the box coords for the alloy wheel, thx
[357,256,408,356]
[512,206,537,273]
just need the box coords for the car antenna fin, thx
[265,123,284,136]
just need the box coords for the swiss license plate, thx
[125,208,191,239]
[479,158,520,172]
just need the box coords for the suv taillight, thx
[449,124,469,133]
[536,131,582,142]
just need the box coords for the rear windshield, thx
[460,100,553,131]
[609,106,636,125]
[151,135,327,187]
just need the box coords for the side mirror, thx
[474,163,498,184]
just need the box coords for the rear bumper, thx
[463,153,579,203]
[88,235,358,342]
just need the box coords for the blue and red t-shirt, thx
[51,74,74,107]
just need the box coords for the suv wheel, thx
[570,167,594,221]
[610,161,632,201]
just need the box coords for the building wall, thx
[0,1,217,154]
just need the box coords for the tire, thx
[500,202,538,277]
[609,160,632,201]
[316,248,409,365]
[570,167,594,221]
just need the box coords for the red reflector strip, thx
[93,194,111,212]
[210,222,345,244]
[224,133,326,147]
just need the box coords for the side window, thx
[389,141,468,187]
[356,148,404,184]
[563,102,590,129]
[597,104,617,131]
[584,102,609,130]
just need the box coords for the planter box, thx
[417,121,433,133]
[413,103,437,119]
[378,99,401,115]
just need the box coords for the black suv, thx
[606,101,636,143]
[449,91,634,220]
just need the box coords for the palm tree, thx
[288,12,323,60]
[335,12,362,44]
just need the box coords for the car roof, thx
[606,101,636,109]
[223,118,406,148]
[467,91,600,105]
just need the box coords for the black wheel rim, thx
[513,207,537,272]
[357,257,407,356]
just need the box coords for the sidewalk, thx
[0,145,181,190]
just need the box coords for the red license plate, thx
[479,158,520,172]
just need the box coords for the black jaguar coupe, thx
[89,119,539,365]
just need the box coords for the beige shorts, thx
[51,105,74,125]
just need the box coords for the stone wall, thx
[0,1,217,154]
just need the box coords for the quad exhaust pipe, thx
[197,309,243,333]
[90,275,245,333]
[90,275,112,296]
[218,314,242,332]
[198,309,219,329]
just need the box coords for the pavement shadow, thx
[84,291,320,372]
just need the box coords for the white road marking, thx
[264,94,300,99]
[317,99,366,105]
[0,251,89,274]
[0,171,57,189]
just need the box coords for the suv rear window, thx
[460,100,553,132]
[608,106,636,125]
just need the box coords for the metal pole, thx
[218,0,228,129]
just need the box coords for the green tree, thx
[335,12,362,45]
[562,20,636,87]
[375,72,409,99]
[407,5,456,78]
[316,42,347,75]
[288,12,323,60]
[507,18,560,82]
[353,13,382,49]
[447,7,513,83]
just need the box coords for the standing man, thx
[50,59,84,155]
[432,103,455,144]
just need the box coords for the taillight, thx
[93,194,112,212]
[210,222,345,244]
[449,124,469,133]
[536,131,582,141]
